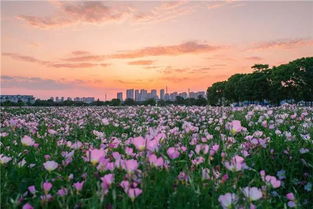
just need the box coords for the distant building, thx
[151,89,158,100]
[179,92,188,99]
[170,92,178,101]
[117,92,123,101]
[135,90,140,101]
[0,95,35,104]
[82,97,95,104]
[160,89,165,100]
[189,91,206,99]
[126,89,134,100]
[140,89,147,101]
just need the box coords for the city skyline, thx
[1,1,313,100]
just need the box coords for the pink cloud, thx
[17,1,194,29]
[111,41,221,59]
[128,60,154,65]
[251,38,313,50]
[2,52,108,69]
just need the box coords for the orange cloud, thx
[17,2,131,29]
[51,63,98,68]
[2,52,50,65]
[251,38,313,50]
[111,41,221,59]
[63,55,106,62]
[2,52,108,69]
[17,1,194,29]
[245,56,263,61]
[128,60,154,65]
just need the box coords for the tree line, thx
[0,96,208,107]
[207,57,313,106]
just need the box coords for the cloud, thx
[2,52,109,69]
[71,50,90,56]
[207,1,228,10]
[1,75,114,91]
[111,41,221,59]
[50,63,99,68]
[2,52,50,65]
[62,55,106,62]
[17,1,131,29]
[245,56,263,61]
[128,60,154,65]
[250,38,313,50]
[161,66,213,75]
[1,75,74,90]
[17,1,193,29]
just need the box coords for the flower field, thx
[1,105,312,209]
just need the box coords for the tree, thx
[143,99,156,106]
[251,64,269,72]
[110,99,121,106]
[124,98,136,106]
[207,81,226,105]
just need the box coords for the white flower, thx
[0,154,12,164]
[21,136,35,146]
[218,193,238,209]
[242,187,263,201]
[43,161,58,172]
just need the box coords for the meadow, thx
[0,105,312,209]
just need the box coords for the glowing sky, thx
[1,0,313,100]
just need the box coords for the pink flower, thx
[127,188,142,201]
[48,129,57,135]
[167,147,180,159]
[229,120,243,134]
[101,174,114,193]
[132,136,146,151]
[224,155,246,171]
[0,154,12,164]
[148,154,164,167]
[21,136,35,146]
[57,188,68,196]
[42,182,52,194]
[102,118,109,125]
[120,180,130,191]
[123,159,138,173]
[43,161,58,172]
[73,181,84,192]
[286,193,295,201]
[87,149,105,165]
[218,193,238,209]
[221,174,229,183]
[242,187,263,201]
[22,203,34,209]
[265,175,281,188]
[28,185,36,194]
[210,144,220,155]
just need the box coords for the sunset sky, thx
[1,0,313,100]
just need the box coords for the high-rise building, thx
[126,89,134,100]
[170,92,178,101]
[135,90,140,101]
[117,92,123,101]
[140,89,147,101]
[151,89,158,100]
[160,89,165,100]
